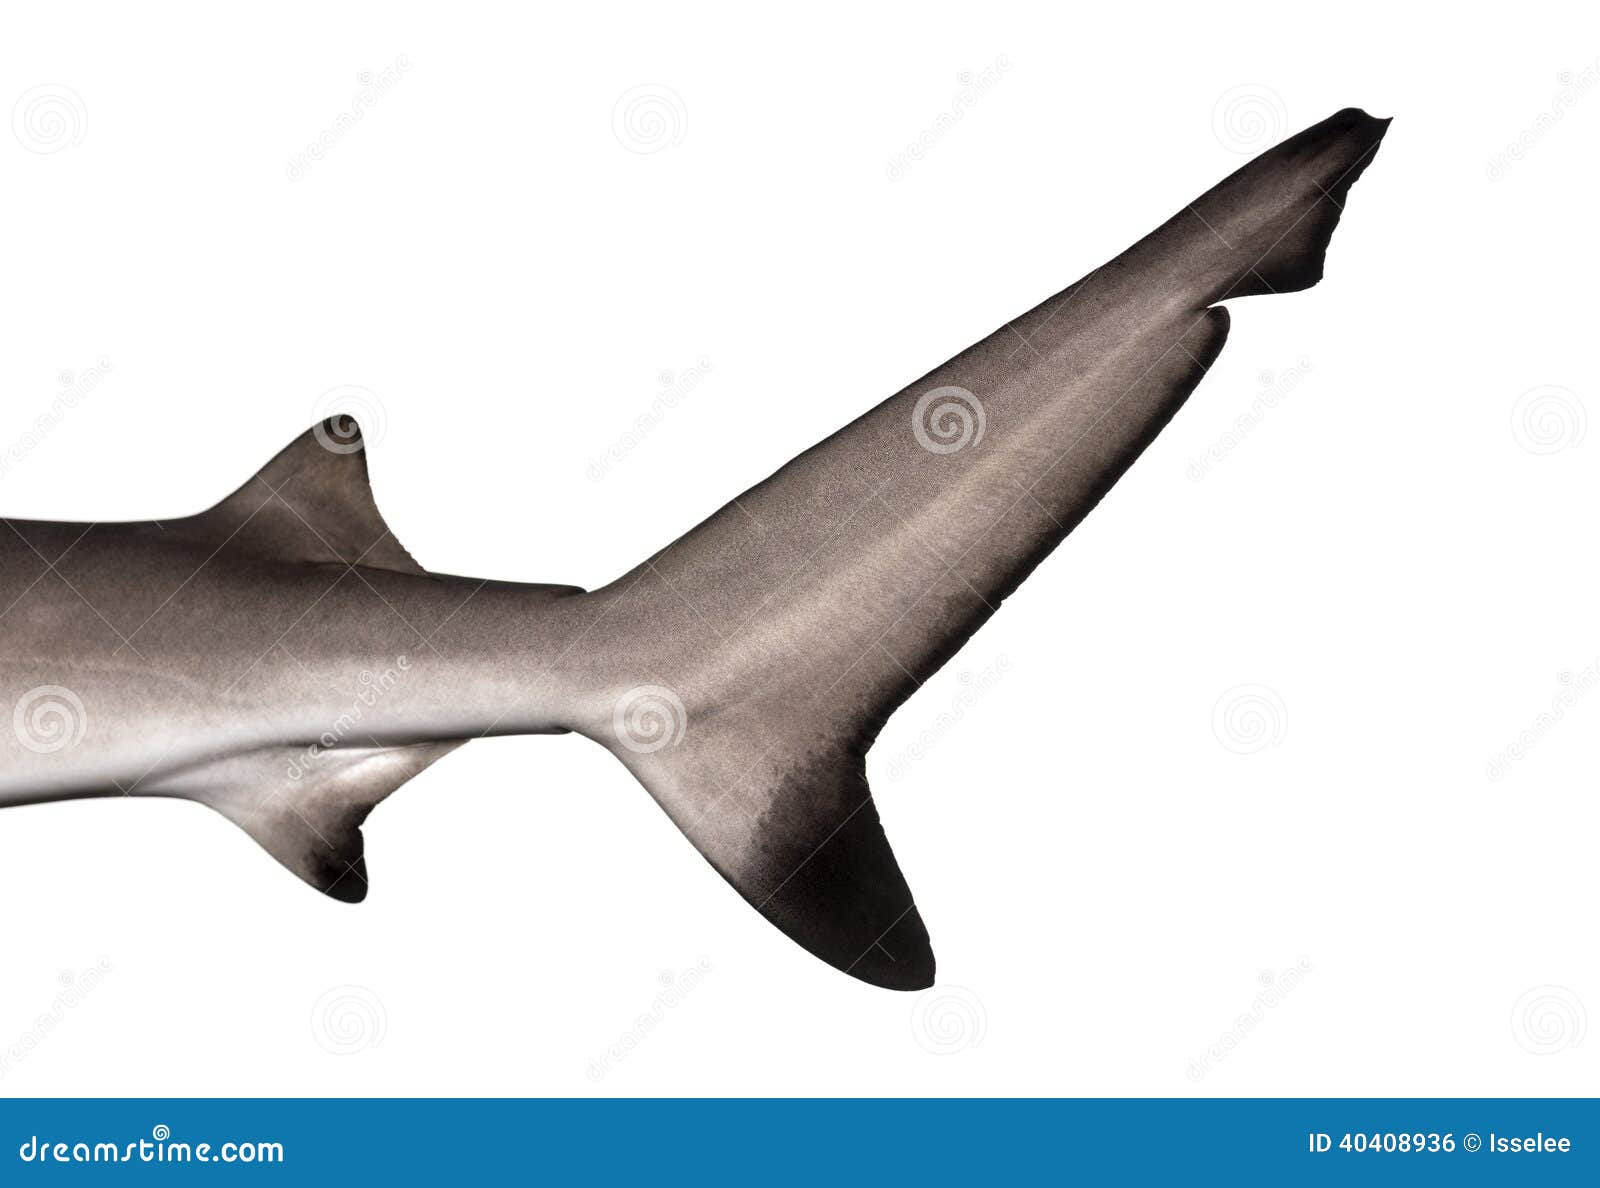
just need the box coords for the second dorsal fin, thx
[190,417,423,573]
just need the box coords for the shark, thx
[0,108,1388,989]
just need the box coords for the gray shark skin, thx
[1,109,1387,990]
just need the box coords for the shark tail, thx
[580,110,1390,990]
[1148,106,1391,304]
[151,111,1389,989]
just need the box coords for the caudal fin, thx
[588,109,1389,989]
[1151,106,1391,303]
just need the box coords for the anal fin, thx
[147,741,460,901]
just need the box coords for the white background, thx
[1,1,1597,1097]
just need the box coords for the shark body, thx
[0,109,1388,988]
